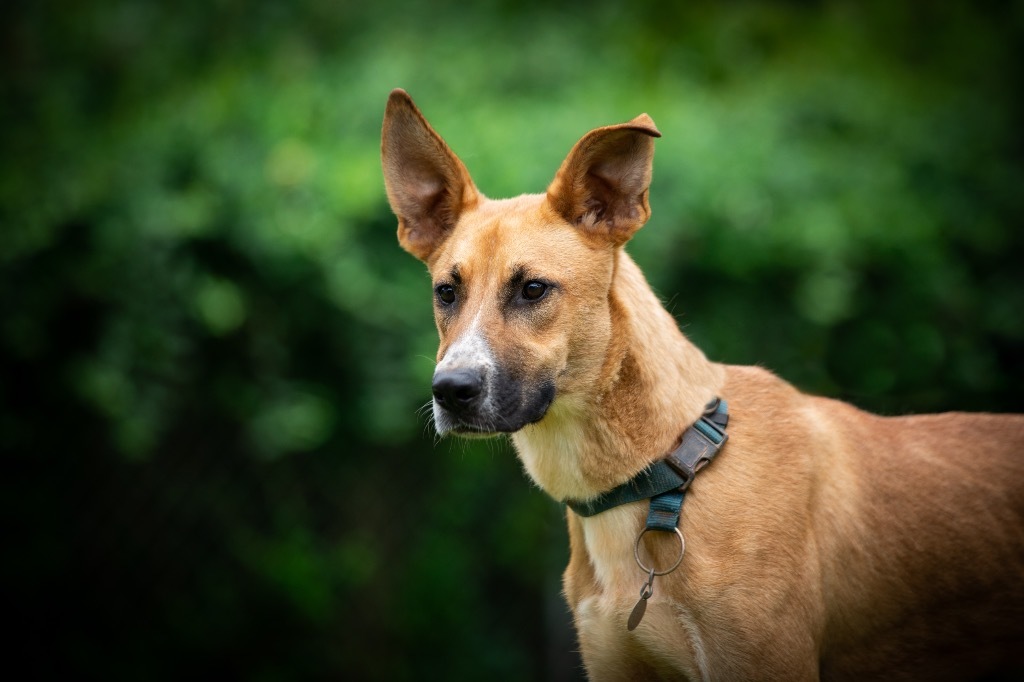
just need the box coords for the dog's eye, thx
[435,284,456,305]
[522,281,548,301]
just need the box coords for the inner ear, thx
[547,114,661,247]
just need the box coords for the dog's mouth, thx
[445,403,552,437]
[446,421,516,439]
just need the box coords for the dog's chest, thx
[573,508,707,678]
[575,595,706,680]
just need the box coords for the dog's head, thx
[382,89,660,437]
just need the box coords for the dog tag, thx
[627,569,656,631]
[627,595,648,631]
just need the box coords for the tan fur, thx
[382,89,1024,681]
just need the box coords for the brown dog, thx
[381,88,1024,681]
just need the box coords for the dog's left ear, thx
[547,114,661,246]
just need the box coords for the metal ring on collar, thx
[633,527,685,576]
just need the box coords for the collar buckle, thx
[663,414,728,490]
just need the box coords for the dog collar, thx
[565,397,729,528]
[566,398,729,631]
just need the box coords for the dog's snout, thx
[432,368,484,412]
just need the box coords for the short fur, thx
[382,89,1024,681]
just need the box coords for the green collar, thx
[565,398,729,530]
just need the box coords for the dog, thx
[381,88,1024,681]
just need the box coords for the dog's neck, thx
[512,251,725,502]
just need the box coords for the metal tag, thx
[626,568,656,631]
[627,595,648,631]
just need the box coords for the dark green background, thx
[4,1,1023,679]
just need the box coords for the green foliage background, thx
[4,1,1023,679]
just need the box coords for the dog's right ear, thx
[381,89,479,262]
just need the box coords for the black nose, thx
[432,368,484,413]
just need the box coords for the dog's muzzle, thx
[431,364,555,436]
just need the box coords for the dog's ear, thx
[381,89,480,262]
[547,114,661,246]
